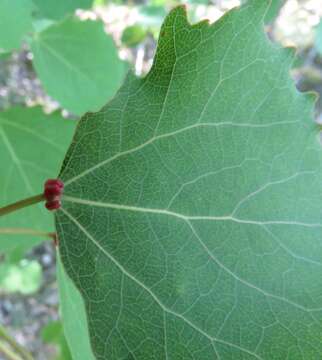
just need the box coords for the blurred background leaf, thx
[32,0,94,20]
[121,24,147,47]
[31,18,126,115]
[41,321,72,360]
[0,107,76,260]
[57,255,95,360]
[0,0,34,52]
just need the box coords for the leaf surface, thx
[0,107,76,258]
[56,2,322,359]
[31,18,125,115]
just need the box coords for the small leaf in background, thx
[41,321,72,360]
[121,24,147,47]
[31,18,126,116]
[56,2,322,359]
[0,259,42,295]
[32,0,93,20]
[0,106,76,260]
[57,255,95,360]
[315,20,322,55]
[0,0,33,52]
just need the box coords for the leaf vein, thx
[60,207,264,360]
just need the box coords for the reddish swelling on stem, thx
[44,179,64,199]
[44,179,64,211]
[0,179,64,217]
[45,199,61,210]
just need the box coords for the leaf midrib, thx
[63,119,300,187]
[61,195,322,312]
[62,195,322,229]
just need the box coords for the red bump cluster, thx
[44,179,64,211]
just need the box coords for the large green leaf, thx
[56,2,322,359]
[32,0,93,20]
[57,254,95,360]
[0,0,33,52]
[0,107,76,259]
[31,18,125,116]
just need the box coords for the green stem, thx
[0,326,34,360]
[0,194,45,217]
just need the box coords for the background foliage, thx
[0,0,322,359]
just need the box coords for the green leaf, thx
[0,0,33,52]
[0,107,76,259]
[32,0,93,20]
[121,25,147,47]
[31,18,125,116]
[42,321,72,360]
[0,259,42,294]
[57,254,95,360]
[56,2,322,359]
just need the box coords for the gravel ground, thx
[0,243,58,359]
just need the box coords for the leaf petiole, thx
[0,194,45,217]
[0,228,55,239]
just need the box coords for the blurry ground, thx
[0,244,57,359]
[1,0,322,359]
